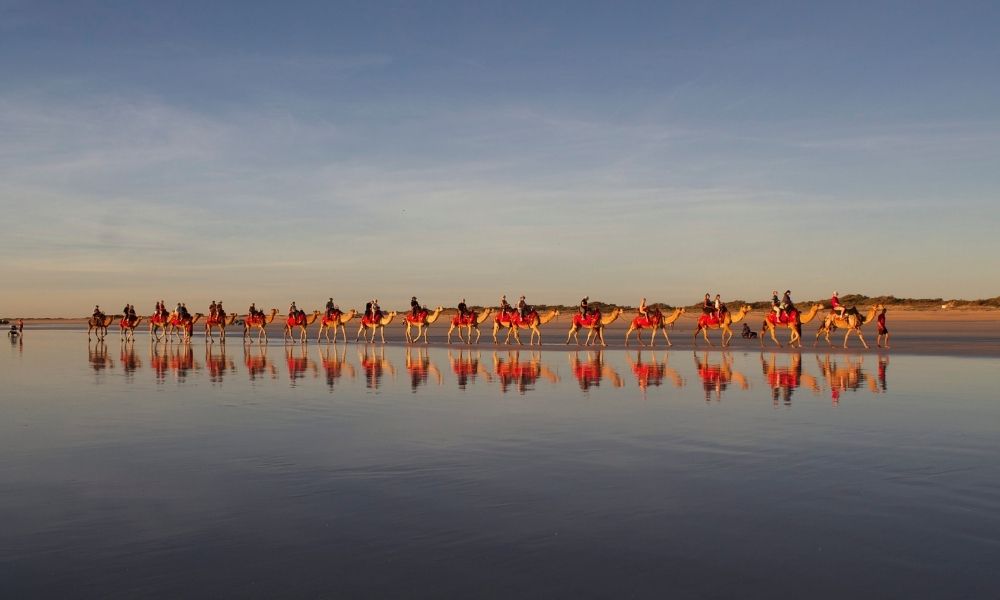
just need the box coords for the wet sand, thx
[16,308,1000,357]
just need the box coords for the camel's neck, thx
[427,308,444,323]
[340,310,358,323]
[730,309,748,324]
[862,307,878,324]
[306,312,320,325]
[664,308,683,325]
[800,304,821,324]
[266,310,278,324]
[601,310,622,326]
[538,310,558,325]
[380,313,397,325]
[476,307,492,324]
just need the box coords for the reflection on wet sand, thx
[89,341,113,374]
[568,350,623,391]
[494,350,560,394]
[693,351,749,402]
[120,343,142,381]
[626,351,685,393]
[285,345,316,386]
[405,347,442,392]
[150,342,198,382]
[204,344,235,383]
[243,344,277,381]
[448,350,491,389]
[359,347,395,390]
[760,353,819,406]
[815,354,885,405]
[317,344,356,391]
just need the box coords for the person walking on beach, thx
[876,308,890,348]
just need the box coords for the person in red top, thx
[876,308,890,348]
[831,291,847,320]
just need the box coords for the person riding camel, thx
[127,304,137,323]
[580,297,589,319]
[499,295,511,317]
[703,293,714,316]
[248,303,257,320]
[831,291,847,320]
[289,302,297,319]
[216,301,224,318]
[639,297,649,321]
[93,305,104,322]
[209,301,218,319]
[121,303,130,317]
[714,295,727,320]
[517,296,528,320]
[781,290,794,316]
[325,298,336,319]
[410,296,420,318]
[372,299,381,320]
[457,298,469,320]
[771,290,781,320]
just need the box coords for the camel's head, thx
[740,305,752,314]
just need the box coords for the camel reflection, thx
[119,344,142,381]
[494,350,560,394]
[760,353,819,407]
[359,347,395,390]
[568,350,623,392]
[204,344,235,383]
[693,351,749,402]
[815,354,882,405]
[89,341,114,373]
[243,344,277,381]
[626,351,685,393]
[405,347,442,392]
[150,342,198,382]
[448,350,491,390]
[285,345,316,386]
[317,345,356,392]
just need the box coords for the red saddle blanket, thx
[286,314,306,327]
[361,313,383,326]
[631,313,662,328]
[766,310,798,325]
[451,312,477,326]
[321,311,343,326]
[496,311,537,326]
[697,313,727,327]
[405,310,429,324]
[572,312,602,328]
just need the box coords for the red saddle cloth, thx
[151,314,166,326]
[119,317,130,328]
[405,310,429,324]
[206,314,225,326]
[766,310,798,325]
[496,311,536,326]
[451,312,477,326]
[361,313,383,326]
[286,314,306,327]
[572,312,601,328]
[697,313,725,327]
[631,312,662,328]
[322,311,343,326]
[246,315,263,327]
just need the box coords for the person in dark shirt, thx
[410,296,420,318]
[580,297,589,318]
[517,296,528,319]
[771,290,781,320]
[457,299,468,320]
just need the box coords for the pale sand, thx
[14,308,1000,357]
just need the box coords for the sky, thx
[1,0,998,316]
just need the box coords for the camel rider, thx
[458,299,468,320]
[159,300,168,319]
[372,299,381,320]
[122,303,130,317]
[771,290,781,320]
[411,296,420,318]
[181,303,191,319]
[714,295,726,320]
[289,302,297,318]
[93,305,103,321]
[128,305,137,323]
[517,296,528,319]
[702,293,714,316]
[499,295,511,316]
[326,298,336,318]
[580,297,589,318]
[248,303,257,319]
[831,291,847,320]
[781,290,794,315]
[216,301,225,319]
[209,301,217,319]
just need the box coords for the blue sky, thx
[1,1,998,315]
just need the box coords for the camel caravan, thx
[87,291,888,350]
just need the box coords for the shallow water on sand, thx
[2,332,999,599]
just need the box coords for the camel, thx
[149,312,171,341]
[118,315,144,342]
[760,304,823,348]
[814,305,881,349]
[205,312,238,343]
[356,311,398,344]
[565,307,624,347]
[404,306,445,344]
[316,309,358,344]
[446,307,493,344]
[88,315,116,341]
[283,310,321,344]
[492,309,560,346]
[693,305,751,347]
[166,313,203,342]
[624,307,685,347]
[243,308,279,344]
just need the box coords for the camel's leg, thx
[703,328,713,347]
[599,328,607,347]
[767,325,781,348]
[624,326,634,347]
[379,326,386,344]
[492,323,500,344]
[473,326,481,344]
[566,326,576,345]
[447,324,455,344]
[662,326,672,347]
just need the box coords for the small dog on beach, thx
[741,323,757,339]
